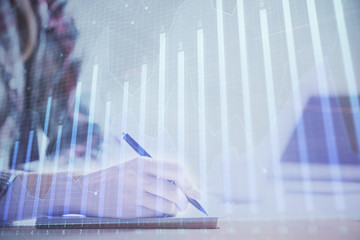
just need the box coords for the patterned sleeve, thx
[39,0,103,159]
[0,0,26,168]
[1,0,103,168]
[8,0,102,167]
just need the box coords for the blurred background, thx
[63,0,360,220]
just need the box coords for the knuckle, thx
[167,203,178,216]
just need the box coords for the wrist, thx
[50,172,84,214]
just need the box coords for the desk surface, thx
[1,219,360,240]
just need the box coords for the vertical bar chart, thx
[136,62,148,217]
[48,125,63,217]
[281,0,314,211]
[98,99,111,217]
[117,81,129,217]
[237,0,258,212]
[259,8,285,212]
[333,0,360,157]
[216,0,232,213]
[63,81,82,215]
[306,0,345,210]
[81,63,99,215]
[156,31,166,215]
[17,131,34,220]
[197,26,208,208]
[32,96,52,218]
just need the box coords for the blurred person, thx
[0,0,199,221]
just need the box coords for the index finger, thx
[129,157,201,200]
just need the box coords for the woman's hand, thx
[81,157,200,218]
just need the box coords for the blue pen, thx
[120,132,208,216]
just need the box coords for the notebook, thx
[35,215,218,229]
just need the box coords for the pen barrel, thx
[122,133,152,158]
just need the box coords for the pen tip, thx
[121,132,126,137]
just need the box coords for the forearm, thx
[0,158,199,221]
[0,171,83,222]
